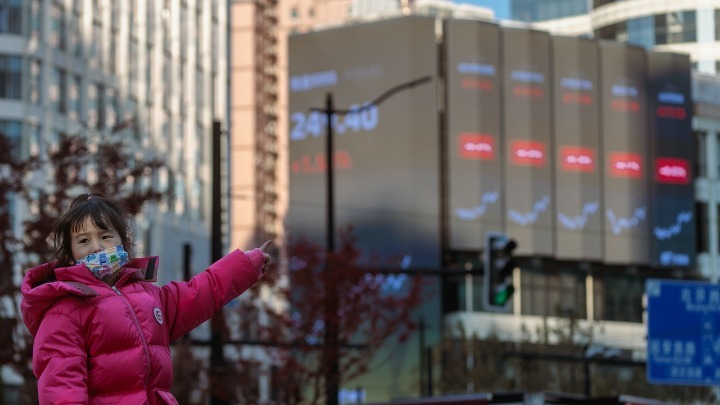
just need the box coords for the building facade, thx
[230,0,720,401]
[3,0,228,391]
[592,0,720,75]
[15,0,227,271]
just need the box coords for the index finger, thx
[259,240,272,251]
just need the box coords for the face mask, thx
[77,245,129,280]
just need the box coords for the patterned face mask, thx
[77,246,129,280]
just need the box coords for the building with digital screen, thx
[232,0,720,400]
[287,14,720,402]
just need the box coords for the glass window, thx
[105,87,117,128]
[162,112,170,146]
[175,176,185,214]
[196,9,202,57]
[50,67,67,113]
[124,98,137,137]
[195,125,204,165]
[180,6,188,58]
[192,178,204,220]
[0,55,21,99]
[28,123,41,157]
[655,11,696,45]
[694,131,707,178]
[86,82,98,127]
[163,9,171,51]
[0,0,22,35]
[596,21,626,42]
[129,40,138,98]
[97,84,106,130]
[520,262,587,318]
[50,3,66,50]
[211,24,218,73]
[68,75,81,121]
[593,0,621,7]
[593,274,643,322]
[109,29,117,73]
[69,10,81,56]
[146,46,153,104]
[166,169,175,211]
[196,69,203,120]
[179,61,185,115]
[695,203,708,253]
[30,0,42,39]
[163,53,171,110]
[0,120,21,154]
[627,16,654,48]
[128,0,135,36]
[147,0,155,37]
[89,21,102,69]
[176,120,184,167]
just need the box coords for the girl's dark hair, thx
[52,193,134,266]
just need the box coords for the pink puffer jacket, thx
[21,249,265,405]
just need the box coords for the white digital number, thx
[290,103,379,141]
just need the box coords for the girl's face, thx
[70,217,122,262]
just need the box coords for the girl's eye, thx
[102,235,113,240]
[79,239,88,244]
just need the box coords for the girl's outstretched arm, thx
[33,311,88,404]
[161,244,270,341]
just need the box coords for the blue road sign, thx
[646,278,720,386]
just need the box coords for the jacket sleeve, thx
[33,311,88,405]
[161,249,264,341]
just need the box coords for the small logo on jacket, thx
[153,307,164,325]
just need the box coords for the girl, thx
[20,193,272,404]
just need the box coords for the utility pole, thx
[311,76,432,405]
[323,92,340,405]
[210,120,228,405]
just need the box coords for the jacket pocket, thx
[156,390,180,405]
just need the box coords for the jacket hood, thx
[20,257,159,336]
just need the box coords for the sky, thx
[456,0,510,19]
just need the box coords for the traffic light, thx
[483,232,517,311]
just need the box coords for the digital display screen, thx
[288,16,440,269]
[648,52,695,267]
[552,36,602,260]
[445,19,503,251]
[599,43,650,264]
[501,28,554,256]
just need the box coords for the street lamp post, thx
[310,76,432,405]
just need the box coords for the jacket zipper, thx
[112,285,154,404]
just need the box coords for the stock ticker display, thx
[445,19,503,252]
[287,16,441,269]
[600,43,651,265]
[288,16,696,269]
[552,36,603,261]
[500,28,553,257]
[648,53,695,267]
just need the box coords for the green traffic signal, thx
[483,232,518,312]
[493,285,515,306]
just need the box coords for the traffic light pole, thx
[483,232,517,312]
[210,120,228,405]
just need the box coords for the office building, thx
[511,0,588,22]
[3,0,228,393]
[230,0,720,401]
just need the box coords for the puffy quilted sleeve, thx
[161,249,264,341]
[33,311,88,405]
